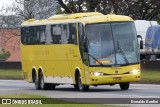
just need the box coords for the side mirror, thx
[137,35,143,49]
[140,40,143,49]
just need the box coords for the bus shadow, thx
[29,85,133,92]
[53,87,124,92]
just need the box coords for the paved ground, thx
[0,80,160,107]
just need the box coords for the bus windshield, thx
[86,22,139,66]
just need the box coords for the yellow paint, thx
[21,12,140,85]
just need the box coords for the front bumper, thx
[87,73,140,85]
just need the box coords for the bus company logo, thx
[115,70,118,74]
[2,99,12,104]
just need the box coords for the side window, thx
[78,23,85,42]
[21,27,26,44]
[25,27,29,44]
[68,23,77,44]
[39,26,46,44]
[29,26,38,45]
[45,25,52,44]
[51,25,62,44]
[78,23,88,65]
[33,26,39,44]
[21,26,47,45]
[61,24,69,44]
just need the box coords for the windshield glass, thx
[86,22,139,66]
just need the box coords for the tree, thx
[0,0,59,59]
[1,0,58,22]
[57,0,103,13]
[0,0,59,29]
[157,19,160,24]
[125,0,160,20]
[0,0,59,38]
[57,0,160,20]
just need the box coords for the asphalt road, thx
[0,80,160,106]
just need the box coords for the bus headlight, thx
[91,72,104,76]
[129,69,140,74]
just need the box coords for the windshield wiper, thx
[88,53,104,66]
[117,40,129,64]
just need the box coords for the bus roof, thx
[48,12,103,20]
[21,12,133,26]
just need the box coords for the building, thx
[0,28,20,61]
[0,0,59,61]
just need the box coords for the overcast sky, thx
[0,0,14,9]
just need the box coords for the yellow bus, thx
[20,12,140,91]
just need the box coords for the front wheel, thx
[76,72,89,91]
[119,82,130,90]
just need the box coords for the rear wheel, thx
[34,73,40,90]
[76,72,89,91]
[119,82,130,90]
[39,72,56,90]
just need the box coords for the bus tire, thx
[119,82,130,90]
[76,72,89,91]
[34,72,40,90]
[39,72,48,90]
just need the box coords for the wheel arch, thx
[74,67,85,84]
[31,66,37,83]
[38,66,44,78]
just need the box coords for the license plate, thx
[113,77,121,80]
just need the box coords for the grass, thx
[140,70,160,84]
[0,93,47,98]
[0,69,23,80]
[0,105,119,107]
[0,94,120,107]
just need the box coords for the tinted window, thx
[21,27,26,44]
[51,25,61,44]
[38,26,46,44]
[29,26,39,44]
[45,25,52,44]
[68,23,77,44]
[21,23,78,45]
[78,23,88,65]
[61,24,69,44]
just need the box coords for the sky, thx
[0,0,14,9]
[0,0,15,15]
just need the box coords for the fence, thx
[0,61,160,71]
[0,61,21,70]
[140,60,160,71]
